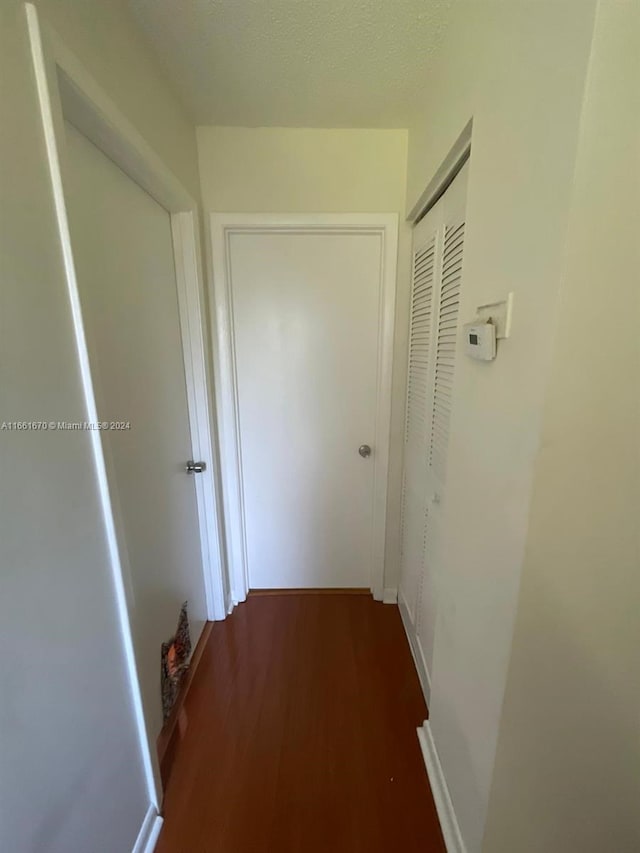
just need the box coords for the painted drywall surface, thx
[404,1,598,850]
[131,0,452,127]
[197,127,408,211]
[197,126,410,594]
[0,1,201,849]
[39,0,201,198]
[482,2,640,850]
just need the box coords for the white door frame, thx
[209,213,398,604]
[26,2,226,817]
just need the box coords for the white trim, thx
[209,219,250,606]
[25,1,160,807]
[25,0,227,812]
[209,213,398,603]
[26,5,227,622]
[371,215,399,601]
[398,588,431,705]
[383,587,398,604]
[36,7,227,625]
[132,806,163,853]
[417,721,467,853]
[172,213,227,620]
[408,119,473,223]
[51,43,192,213]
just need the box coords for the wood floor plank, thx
[156,594,445,853]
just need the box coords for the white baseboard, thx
[382,587,398,604]
[132,805,163,853]
[398,589,431,705]
[399,590,463,851]
[417,721,467,853]
[414,632,432,705]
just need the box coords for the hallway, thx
[156,594,445,852]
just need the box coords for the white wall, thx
[404,1,598,850]
[197,126,410,594]
[483,2,640,849]
[0,1,201,850]
[41,0,200,197]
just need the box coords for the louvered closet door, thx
[399,221,438,626]
[399,161,469,681]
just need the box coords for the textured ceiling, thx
[129,0,452,127]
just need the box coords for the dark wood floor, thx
[156,593,445,853]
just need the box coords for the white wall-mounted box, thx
[464,321,497,361]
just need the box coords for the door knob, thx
[185,460,207,474]
[358,444,372,458]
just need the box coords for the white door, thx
[224,225,389,589]
[400,162,468,678]
[64,122,207,741]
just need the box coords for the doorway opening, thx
[209,214,398,604]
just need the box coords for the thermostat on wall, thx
[464,321,496,361]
